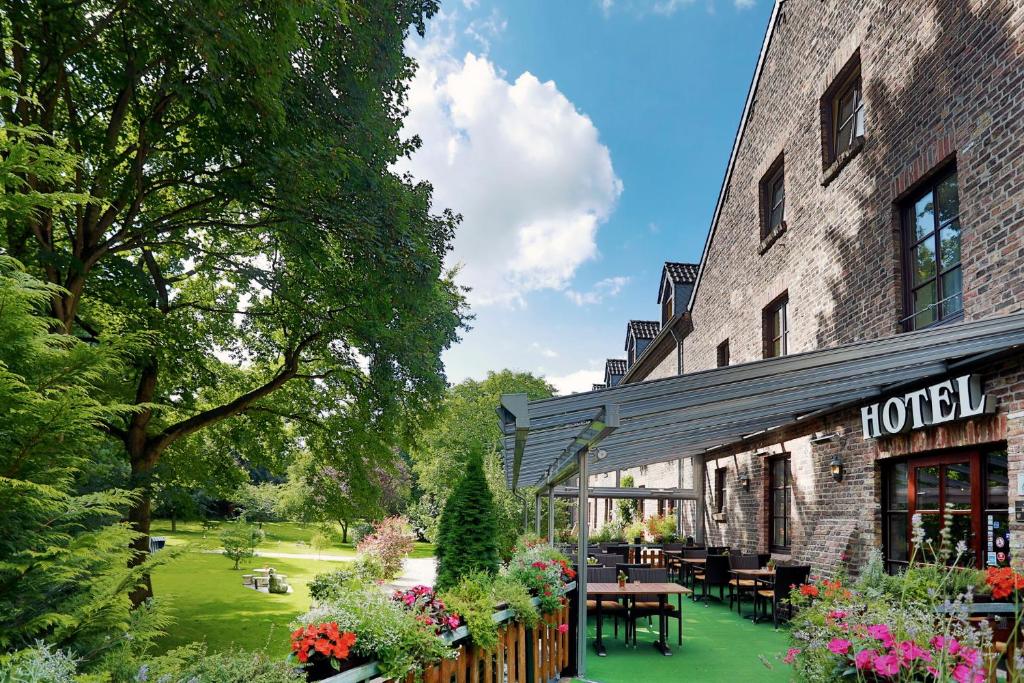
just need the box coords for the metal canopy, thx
[499,312,1024,490]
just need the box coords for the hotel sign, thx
[861,374,995,439]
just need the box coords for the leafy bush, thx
[308,559,390,604]
[294,583,452,680]
[438,573,503,650]
[350,521,375,544]
[646,514,676,543]
[139,642,303,682]
[504,542,575,614]
[220,521,264,569]
[624,520,646,542]
[392,586,461,635]
[356,517,415,581]
[591,521,625,543]
[0,643,78,683]
[435,455,500,590]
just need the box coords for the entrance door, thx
[907,454,981,567]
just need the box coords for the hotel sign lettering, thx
[861,374,995,439]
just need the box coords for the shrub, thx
[504,543,575,614]
[0,643,78,683]
[139,643,303,682]
[356,517,415,581]
[293,583,452,680]
[438,573,502,650]
[220,521,264,569]
[646,514,676,543]
[350,521,375,544]
[435,454,500,591]
[392,585,462,635]
[624,520,646,542]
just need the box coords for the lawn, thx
[150,520,435,657]
[150,519,436,558]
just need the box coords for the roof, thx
[499,311,1024,490]
[605,359,627,376]
[687,1,782,312]
[626,320,660,345]
[659,262,700,303]
[664,262,699,284]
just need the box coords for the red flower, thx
[799,584,819,598]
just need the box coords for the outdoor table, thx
[588,582,691,657]
[730,568,774,621]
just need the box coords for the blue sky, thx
[399,0,774,393]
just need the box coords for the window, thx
[662,294,673,325]
[716,340,730,368]
[769,455,792,552]
[714,467,727,514]
[763,293,789,358]
[760,157,786,239]
[604,498,612,523]
[902,167,963,330]
[882,449,1009,573]
[831,67,865,160]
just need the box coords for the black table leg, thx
[594,596,607,656]
[653,595,672,656]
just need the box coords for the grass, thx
[582,590,792,683]
[150,519,435,558]
[149,520,435,657]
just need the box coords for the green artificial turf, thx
[581,592,793,683]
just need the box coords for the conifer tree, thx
[435,453,500,591]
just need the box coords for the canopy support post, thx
[534,495,542,535]
[547,486,555,544]
[694,455,706,545]
[576,450,589,677]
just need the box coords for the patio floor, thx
[580,592,793,683]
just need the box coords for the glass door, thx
[906,453,982,566]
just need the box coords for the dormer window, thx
[662,292,673,325]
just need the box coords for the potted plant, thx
[617,571,627,589]
[766,558,776,571]
[290,622,359,681]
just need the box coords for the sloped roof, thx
[626,320,660,347]
[605,359,627,376]
[664,262,700,284]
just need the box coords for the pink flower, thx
[854,649,877,670]
[952,663,984,683]
[959,648,980,667]
[873,653,900,677]
[828,609,847,620]
[828,638,852,655]
[867,624,894,648]
[897,641,931,663]
[931,635,960,655]
[558,623,569,634]
[447,615,461,629]
[783,648,801,664]
[927,666,941,677]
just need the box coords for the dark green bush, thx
[434,454,499,591]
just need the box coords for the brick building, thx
[576,0,1024,576]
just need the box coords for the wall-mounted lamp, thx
[830,454,844,482]
[595,449,608,461]
[738,469,751,490]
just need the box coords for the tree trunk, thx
[170,512,177,532]
[126,483,154,606]
[341,520,348,544]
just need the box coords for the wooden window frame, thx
[768,454,792,553]
[831,67,865,161]
[900,165,963,331]
[763,292,789,359]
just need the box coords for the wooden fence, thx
[323,584,575,683]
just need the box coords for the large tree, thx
[411,371,554,550]
[0,0,466,602]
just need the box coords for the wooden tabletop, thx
[731,568,775,578]
[587,582,692,596]
[680,558,706,565]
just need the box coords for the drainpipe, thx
[576,450,589,677]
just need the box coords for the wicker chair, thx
[625,567,682,645]
[727,553,760,613]
[586,566,626,640]
[754,564,810,628]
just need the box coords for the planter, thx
[304,655,369,682]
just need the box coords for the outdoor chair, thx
[707,546,730,555]
[598,553,624,568]
[680,548,707,590]
[727,553,760,613]
[625,567,682,646]
[754,564,810,628]
[695,554,731,603]
[586,566,625,641]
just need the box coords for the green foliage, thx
[435,455,500,591]
[140,642,302,683]
[356,517,415,581]
[646,514,677,543]
[590,521,625,543]
[0,258,174,664]
[0,643,78,683]
[308,562,382,604]
[295,583,451,680]
[411,371,554,543]
[1,0,467,589]
[231,483,284,527]
[220,521,264,570]
[490,576,540,630]
[438,574,503,650]
[617,475,637,525]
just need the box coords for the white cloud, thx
[734,0,755,8]
[400,16,623,308]
[462,0,478,7]
[547,368,605,395]
[599,0,752,15]
[464,9,507,52]
[531,342,559,358]
[565,275,630,306]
